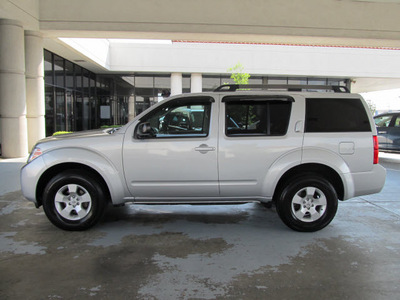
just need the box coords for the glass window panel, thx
[65,61,74,90]
[75,93,83,131]
[140,99,212,138]
[90,97,97,129]
[45,85,54,136]
[44,50,53,85]
[82,96,90,130]
[54,55,64,87]
[226,99,291,136]
[267,77,287,85]
[203,77,221,92]
[394,116,400,127]
[154,76,170,89]
[306,98,371,132]
[183,76,190,94]
[75,66,82,92]
[55,88,65,131]
[222,75,234,85]
[374,115,393,127]
[66,91,73,131]
[97,77,111,96]
[155,76,171,101]
[327,79,348,89]
[135,76,154,88]
[83,69,90,96]
[134,96,146,116]
[135,76,155,111]
[307,78,327,85]
[288,78,307,85]
[248,77,262,85]
[90,74,96,97]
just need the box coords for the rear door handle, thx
[195,144,215,154]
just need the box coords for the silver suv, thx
[21,85,386,232]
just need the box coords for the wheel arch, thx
[272,163,345,202]
[36,163,111,207]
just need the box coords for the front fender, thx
[41,148,128,205]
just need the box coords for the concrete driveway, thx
[0,154,399,299]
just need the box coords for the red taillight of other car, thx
[373,135,379,164]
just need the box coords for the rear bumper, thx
[344,164,386,200]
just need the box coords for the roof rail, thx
[213,84,350,93]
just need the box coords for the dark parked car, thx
[374,112,400,152]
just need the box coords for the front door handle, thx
[195,144,215,154]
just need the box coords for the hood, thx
[41,128,115,142]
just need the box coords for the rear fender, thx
[301,148,353,199]
[262,148,353,200]
[261,149,302,198]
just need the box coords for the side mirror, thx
[136,122,154,139]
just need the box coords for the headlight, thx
[27,147,42,163]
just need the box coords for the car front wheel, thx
[42,170,106,231]
[276,176,338,232]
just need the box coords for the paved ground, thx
[0,154,399,299]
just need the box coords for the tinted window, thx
[226,100,291,136]
[395,116,400,127]
[305,98,371,132]
[374,115,393,127]
[138,97,212,138]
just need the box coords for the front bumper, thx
[20,156,46,207]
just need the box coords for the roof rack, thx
[213,84,350,93]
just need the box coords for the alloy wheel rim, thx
[291,186,327,223]
[54,184,92,221]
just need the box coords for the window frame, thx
[374,114,395,128]
[305,97,371,133]
[135,96,214,139]
[394,115,400,127]
[223,95,294,137]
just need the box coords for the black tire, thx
[42,170,107,231]
[276,176,338,232]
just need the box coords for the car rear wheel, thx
[42,170,106,231]
[276,176,338,232]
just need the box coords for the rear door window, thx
[224,97,292,136]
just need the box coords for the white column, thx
[25,30,45,149]
[191,73,202,93]
[128,95,136,121]
[171,72,182,96]
[0,19,28,158]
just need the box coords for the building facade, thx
[42,49,350,136]
[2,0,400,158]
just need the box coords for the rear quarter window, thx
[305,98,371,132]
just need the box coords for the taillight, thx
[373,136,379,164]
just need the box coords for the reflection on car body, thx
[374,112,400,152]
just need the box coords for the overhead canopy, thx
[2,0,400,91]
